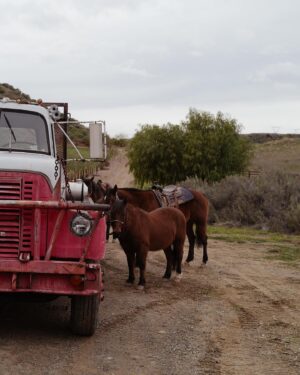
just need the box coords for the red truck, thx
[0,98,109,335]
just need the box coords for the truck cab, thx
[0,98,108,335]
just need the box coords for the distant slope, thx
[0,83,31,101]
[250,137,300,174]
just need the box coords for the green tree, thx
[128,109,252,186]
[128,124,186,186]
[182,109,252,182]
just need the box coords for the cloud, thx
[1,0,300,135]
[250,62,300,83]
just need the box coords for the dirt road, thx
[99,147,135,187]
[0,148,299,375]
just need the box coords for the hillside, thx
[250,137,300,174]
[0,83,31,101]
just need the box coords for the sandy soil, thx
[98,147,135,187]
[0,148,299,375]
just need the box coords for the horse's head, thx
[104,184,118,206]
[82,176,107,203]
[110,198,127,238]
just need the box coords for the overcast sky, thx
[1,0,300,136]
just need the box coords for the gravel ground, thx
[0,238,299,375]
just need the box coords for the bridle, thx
[110,219,124,225]
[109,200,127,234]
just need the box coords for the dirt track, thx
[0,149,299,375]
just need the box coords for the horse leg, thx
[174,239,184,277]
[136,248,147,288]
[105,217,110,242]
[125,250,135,284]
[162,247,173,279]
[195,223,208,264]
[185,220,195,263]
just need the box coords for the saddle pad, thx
[163,186,194,206]
[152,185,194,207]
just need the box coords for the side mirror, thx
[89,121,107,160]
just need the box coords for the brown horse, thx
[82,176,111,203]
[82,176,113,241]
[106,185,209,264]
[110,199,186,288]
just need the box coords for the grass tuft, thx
[209,225,300,266]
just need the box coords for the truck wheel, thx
[70,294,100,336]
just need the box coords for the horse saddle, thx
[152,185,194,207]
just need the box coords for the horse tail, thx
[195,223,207,248]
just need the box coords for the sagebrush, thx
[184,171,300,234]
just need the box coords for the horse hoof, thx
[185,261,191,266]
[112,239,116,243]
[137,285,145,291]
[200,262,207,268]
[174,273,183,282]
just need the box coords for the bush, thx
[182,109,252,182]
[128,109,252,186]
[185,171,300,234]
[128,124,186,186]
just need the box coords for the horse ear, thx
[91,176,94,182]
[113,184,118,194]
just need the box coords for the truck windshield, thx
[0,110,50,154]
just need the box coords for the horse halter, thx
[110,219,124,225]
[109,200,127,233]
[109,218,125,236]
[110,211,126,227]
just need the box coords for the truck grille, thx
[0,178,34,258]
[0,209,20,258]
[0,179,22,200]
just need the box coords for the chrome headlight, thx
[70,212,92,237]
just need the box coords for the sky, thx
[1,0,300,137]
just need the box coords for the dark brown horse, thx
[82,176,113,241]
[82,176,110,203]
[106,185,209,264]
[110,199,186,288]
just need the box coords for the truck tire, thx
[70,294,100,336]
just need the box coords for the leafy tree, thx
[128,124,186,186]
[182,109,252,182]
[128,109,252,186]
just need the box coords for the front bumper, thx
[0,259,102,296]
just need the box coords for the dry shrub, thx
[184,172,300,233]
